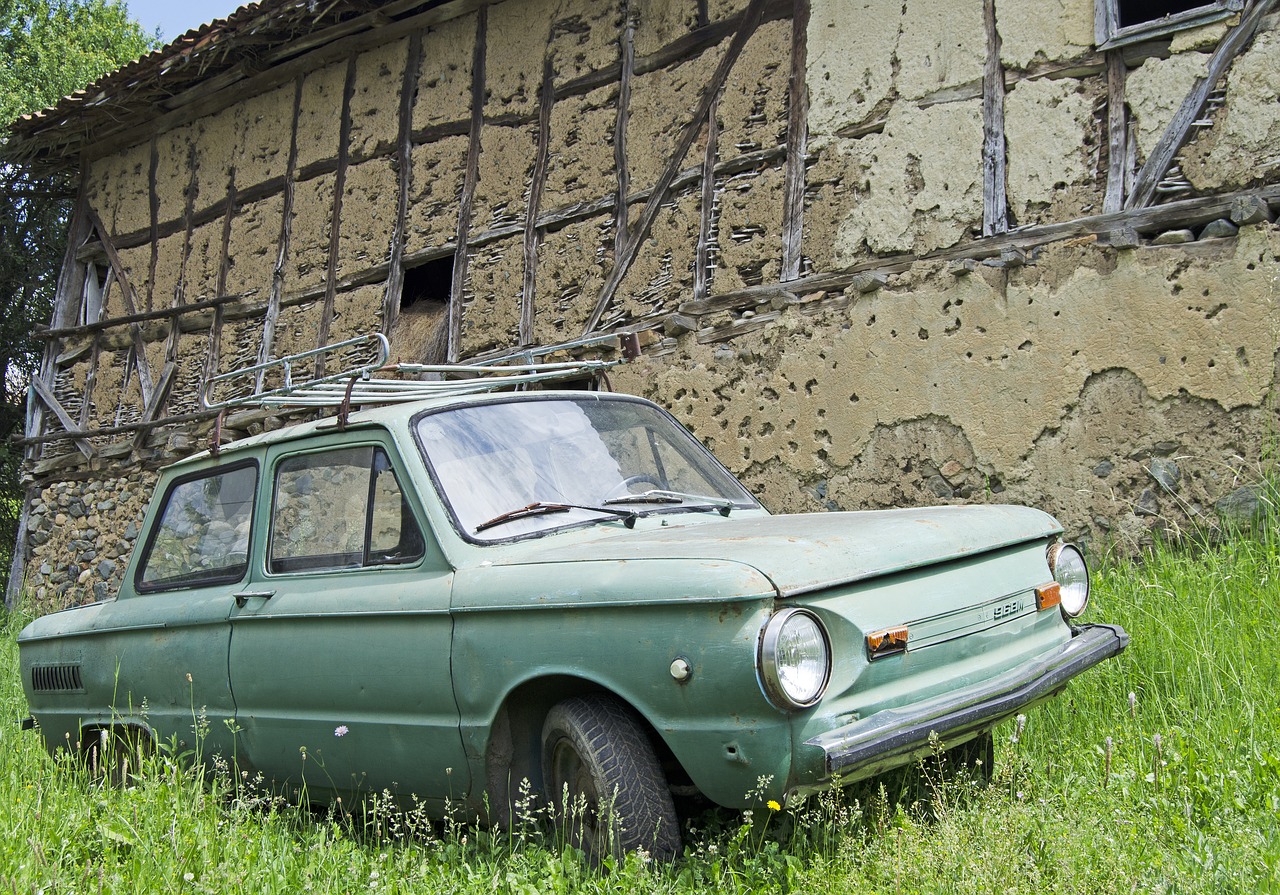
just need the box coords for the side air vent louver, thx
[31,664,84,693]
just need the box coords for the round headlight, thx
[1047,542,1090,618]
[758,608,831,709]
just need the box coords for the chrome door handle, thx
[233,589,276,608]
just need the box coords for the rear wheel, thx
[541,695,682,862]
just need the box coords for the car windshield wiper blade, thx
[476,502,638,533]
[602,490,735,516]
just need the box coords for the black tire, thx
[541,695,682,862]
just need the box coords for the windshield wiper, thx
[476,502,638,533]
[602,490,734,516]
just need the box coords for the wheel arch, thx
[482,674,689,829]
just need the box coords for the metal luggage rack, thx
[200,332,640,413]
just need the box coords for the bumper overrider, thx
[798,623,1129,794]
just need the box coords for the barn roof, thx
[4,0,458,172]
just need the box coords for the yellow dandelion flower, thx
[767,799,781,812]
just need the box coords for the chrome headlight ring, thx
[1047,542,1090,618]
[758,608,832,710]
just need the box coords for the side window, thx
[139,463,257,591]
[270,445,425,574]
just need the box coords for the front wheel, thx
[541,695,682,862]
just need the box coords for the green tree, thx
[1,0,156,583]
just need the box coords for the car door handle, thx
[233,589,276,608]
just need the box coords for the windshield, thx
[414,396,759,541]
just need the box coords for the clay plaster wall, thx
[617,223,1280,550]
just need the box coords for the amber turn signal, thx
[1035,582,1062,611]
[866,625,909,660]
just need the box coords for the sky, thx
[124,0,243,44]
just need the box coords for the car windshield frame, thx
[411,393,760,544]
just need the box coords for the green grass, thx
[2,529,1278,893]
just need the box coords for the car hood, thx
[491,504,1063,597]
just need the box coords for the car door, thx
[101,459,259,761]
[227,434,469,806]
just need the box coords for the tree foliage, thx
[1,0,156,577]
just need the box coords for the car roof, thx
[171,389,643,468]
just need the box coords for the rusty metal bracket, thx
[338,376,358,430]
[210,410,224,458]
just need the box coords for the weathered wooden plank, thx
[147,136,160,313]
[521,56,556,346]
[315,53,359,375]
[693,96,720,302]
[614,0,636,262]
[981,0,1008,237]
[257,74,304,386]
[1127,0,1279,209]
[448,6,487,363]
[780,0,810,281]
[202,177,238,395]
[383,34,423,339]
[583,0,769,335]
[1103,50,1128,214]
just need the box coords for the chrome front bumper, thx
[801,623,1129,788]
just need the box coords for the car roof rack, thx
[200,332,639,412]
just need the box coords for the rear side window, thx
[269,445,425,574]
[138,463,258,591]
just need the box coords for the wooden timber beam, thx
[981,0,1008,236]
[447,5,487,363]
[614,0,636,263]
[315,52,359,375]
[583,0,769,335]
[382,33,424,340]
[258,75,304,387]
[520,56,556,346]
[1103,50,1129,213]
[693,95,721,303]
[780,0,810,281]
[1126,0,1280,210]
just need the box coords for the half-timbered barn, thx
[6,0,1280,607]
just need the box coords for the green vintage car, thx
[19,387,1127,859]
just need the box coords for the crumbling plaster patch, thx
[546,0,621,84]
[1181,27,1280,192]
[626,44,725,190]
[413,13,475,129]
[154,125,196,223]
[460,238,523,355]
[717,18,790,156]
[225,195,285,299]
[806,0,902,137]
[486,0,558,117]
[714,166,785,293]
[294,60,349,172]
[896,0,986,102]
[337,159,397,276]
[233,83,296,191]
[545,86,618,210]
[829,100,985,259]
[1125,50,1210,163]
[534,216,614,344]
[88,141,151,236]
[995,0,1094,69]
[615,189,701,325]
[196,104,239,194]
[1004,75,1102,224]
[634,0,700,59]
[472,125,537,234]
[289,174,336,292]
[405,137,468,254]
[348,37,408,159]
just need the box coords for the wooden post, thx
[780,0,810,281]
[382,33,424,340]
[448,7,488,363]
[614,0,636,261]
[315,53,360,374]
[1103,50,1128,214]
[259,75,305,385]
[693,96,720,302]
[981,0,1008,237]
[521,56,556,346]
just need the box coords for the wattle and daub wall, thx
[18,0,1280,608]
